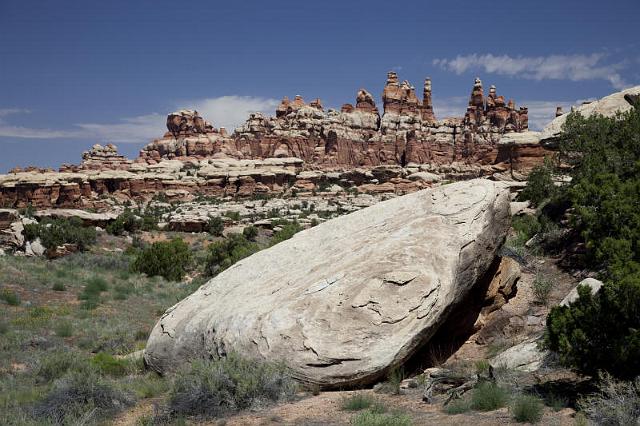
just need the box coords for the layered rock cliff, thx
[139,72,531,168]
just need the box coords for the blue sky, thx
[1,0,639,172]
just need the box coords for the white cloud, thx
[0,108,31,117]
[75,113,165,143]
[0,96,280,143]
[0,109,82,139]
[432,96,468,119]
[179,95,280,131]
[433,53,629,89]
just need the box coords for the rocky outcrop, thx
[60,144,132,172]
[167,110,215,137]
[138,72,536,170]
[540,85,640,144]
[144,179,511,388]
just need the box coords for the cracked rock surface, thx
[144,179,511,388]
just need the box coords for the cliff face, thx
[138,73,531,168]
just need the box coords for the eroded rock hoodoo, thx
[144,179,511,388]
[138,72,531,167]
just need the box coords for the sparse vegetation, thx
[342,393,377,411]
[32,370,133,424]
[578,372,640,426]
[444,398,471,414]
[511,394,544,423]
[532,271,553,305]
[470,382,509,411]
[350,409,412,426]
[164,353,297,419]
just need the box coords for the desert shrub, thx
[205,234,259,277]
[270,221,303,246]
[207,216,224,236]
[224,210,241,221]
[107,208,159,235]
[545,274,640,379]
[52,281,65,291]
[131,373,170,399]
[32,371,133,424]
[350,410,412,426]
[36,351,87,382]
[54,319,73,337]
[511,394,544,423]
[578,373,640,425]
[242,225,258,241]
[90,352,133,377]
[444,398,471,414]
[79,276,109,309]
[107,209,140,235]
[470,382,509,411]
[1,288,20,306]
[518,158,557,207]
[342,393,376,411]
[23,217,96,251]
[532,272,553,305]
[166,352,296,419]
[132,238,191,281]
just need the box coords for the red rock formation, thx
[167,110,215,137]
[420,78,436,124]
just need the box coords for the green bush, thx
[166,352,296,419]
[90,352,132,377]
[545,275,640,379]
[107,208,159,235]
[350,410,412,426]
[205,234,260,277]
[270,221,303,246]
[511,394,544,423]
[470,382,509,411]
[52,282,66,291]
[342,393,377,411]
[444,398,471,414]
[23,217,96,251]
[207,216,225,237]
[132,238,191,281]
[1,288,21,306]
[54,319,73,337]
[79,276,109,309]
[107,209,140,235]
[224,210,241,221]
[518,158,557,207]
[559,105,640,278]
[242,225,258,241]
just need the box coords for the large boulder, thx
[144,179,511,388]
[540,85,640,143]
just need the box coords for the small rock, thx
[560,278,603,307]
[490,340,548,372]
